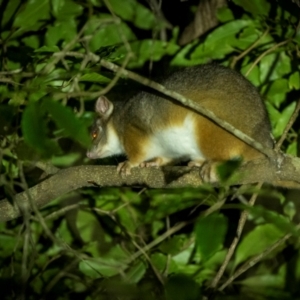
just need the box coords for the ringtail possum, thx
[87,64,273,180]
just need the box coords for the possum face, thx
[86,96,124,159]
[86,117,108,159]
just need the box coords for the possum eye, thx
[91,130,98,140]
[91,123,102,140]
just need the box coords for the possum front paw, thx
[118,157,173,175]
[188,160,218,183]
[199,161,219,183]
[139,157,173,168]
[117,161,136,176]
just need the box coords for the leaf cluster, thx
[0,0,300,299]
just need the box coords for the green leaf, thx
[286,141,297,156]
[79,258,125,278]
[2,160,18,179]
[273,101,296,138]
[22,36,40,49]
[241,274,284,290]
[145,189,205,222]
[135,40,179,61]
[117,207,138,233]
[28,90,48,102]
[283,201,296,221]
[1,0,22,27]
[114,39,179,68]
[21,101,61,156]
[265,102,281,130]
[165,274,201,300]
[35,45,60,53]
[89,23,135,53]
[13,0,50,29]
[289,71,300,90]
[126,261,146,284]
[295,29,300,46]
[51,0,83,20]
[172,243,195,265]
[90,0,103,7]
[87,15,136,51]
[30,68,69,89]
[259,53,276,83]
[202,249,227,269]
[217,7,234,22]
[151,220,164,238]
[232,0,271,16]
[235,223,285,266]
[159,235,188,256]
[274,52,291,79]
[260,53,291,82]
[241,63,260,86]
[80,72,110,83]
[109,0,156,30]
[248,205,298,235]
[76,210,96,242]
[0,234,17,257]
[231,25,260,50]
[216,158,242,182]
[265,78,289,108]
[55,219,73,244]
[191,20,251,61]
[51,153,81,167]
[195,213,227,260]
[171,42,202,67]
[151,253,178,273]
[46,20,77,46]
[0,85,9,101]
[43,99,90,147]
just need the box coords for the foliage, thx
[0,0,300,299]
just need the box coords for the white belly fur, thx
[145,115,204,161]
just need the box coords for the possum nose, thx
[86,150,97,159]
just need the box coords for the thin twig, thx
[209,183,262,288]
[40,17,114,76]
[34,161,59,175]
[41,204,80,221]
[275,99,300,151]
[131,239,165,285]
[230,28,270,69]
[20,216,30,300]
[245,40,289,77]
[0,78,22,85]
[98,52,134,95]
[103,0,132,54]
[18,162,57,242]
[44,258,80,294]
[219,222,300,291]
[0,68,23,75]
[41,25,87,75]
[127,221,190,264]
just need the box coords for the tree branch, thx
[1,154,300,222]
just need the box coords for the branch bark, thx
[1,154,300,222]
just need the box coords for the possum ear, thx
[95,96,114,119]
